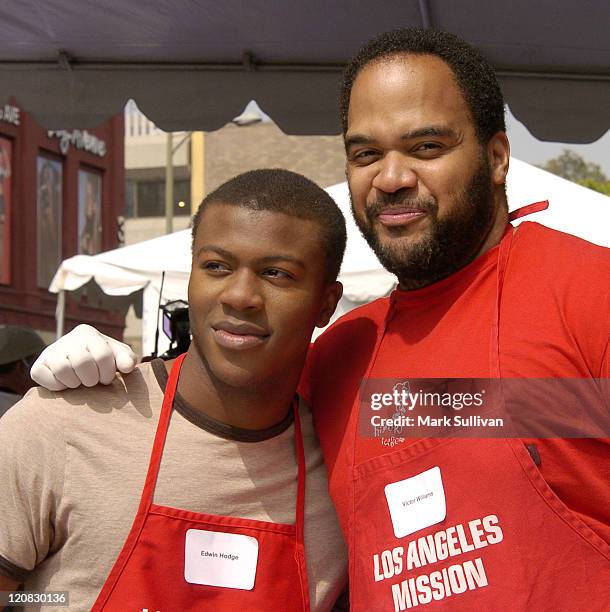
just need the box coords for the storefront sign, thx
[0,104,20,126]
[47,129,107,157]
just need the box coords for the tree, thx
[577,178,610,197]
[540,150,610,196]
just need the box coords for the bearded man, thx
[30,29,610,611]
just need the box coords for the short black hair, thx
[339,28,506,143]
[192,169,347,283]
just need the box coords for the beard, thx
[350,155,496,289]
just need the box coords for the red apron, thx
[346,204,610,610]
[93,353,310,611]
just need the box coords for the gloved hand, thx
[30,324,137,391]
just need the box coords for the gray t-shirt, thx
[0,360,347,610]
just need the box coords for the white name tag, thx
[384,466,446,538]
[184,529,259,590]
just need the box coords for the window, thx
[125,179,191,218]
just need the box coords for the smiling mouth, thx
[377,209,427,227]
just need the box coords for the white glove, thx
[30,324,137,391]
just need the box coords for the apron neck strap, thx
[361,294,398,383]
[491,201,549,377]
[292,397,307,547]
[137,352,187,514]
[508,200,548,222]
[490,227,513,378]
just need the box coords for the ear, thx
[17,359,28,375]
[487,131,510,187]
[315,281,343,328]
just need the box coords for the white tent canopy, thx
[50,158,610,354]
[50,182,397,353]
[0,1,608,142]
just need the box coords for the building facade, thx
[0,102,125,341]
[122,101,346,242]
[121,102,347,356]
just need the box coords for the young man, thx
[32,29,610,611]
[0,169,348,610]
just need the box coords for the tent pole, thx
[55,290,65,339]
[165,132,174,234]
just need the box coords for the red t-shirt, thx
[303,222,610,546]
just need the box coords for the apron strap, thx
[137,352,187,512]
[292,396,310,609]
[293,397,306,543]
[490,227,513,379]
[492,201,549,377]
[508,200,548,222]
[92,353,187,610]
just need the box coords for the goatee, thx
[351,156,495,289]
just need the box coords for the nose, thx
[219,269,264,312]
[372,152,418,194]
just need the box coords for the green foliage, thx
[577,178,610,196]
[540,149,608,184]
[539,150,610,197]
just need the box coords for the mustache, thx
[365,194,437,215]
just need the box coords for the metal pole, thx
[165,131,174,234]
[190,132,205,214]
[55,289,65,339]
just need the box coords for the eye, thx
[263,268,292,280]
[349,149,380,165]
[202,261,230,274]
[413,142,443,157]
